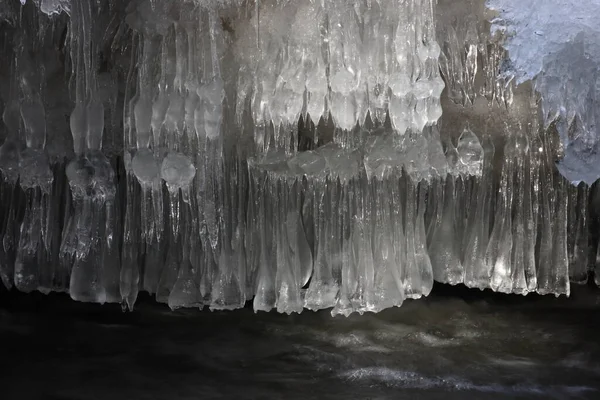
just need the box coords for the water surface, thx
[1,284,600,399]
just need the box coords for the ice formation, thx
[0,0,598,315]
[488,0,600,185]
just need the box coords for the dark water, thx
[2,284,600,400]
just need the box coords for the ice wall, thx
[0,0,597,315]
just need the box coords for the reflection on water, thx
[1,284,600,399]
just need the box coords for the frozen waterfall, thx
[0,0,598,316]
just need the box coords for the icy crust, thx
[486,0,600,85]
[488,0,600,184]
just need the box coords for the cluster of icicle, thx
[429,123,589,298]
[0,0,595,316]
[233,0,444,155]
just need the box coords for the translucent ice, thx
[456,127,483,177]
[1,0,596,314]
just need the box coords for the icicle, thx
[273,176,302,314]
[253,172,277,312]
[14,188,42,293]
[156,229,180,305]
[489,134,516,294]
[119,173,140,310]
[549,177,570,297]
[430,173,463,285]
[351,175,376,314]
[164,22,186,140]
[507,133,530,295]
[569,183,589,284]
[464,134,495,289]
[70,194,106,304]
[536,128,561,296]
[132,148,161,243]
[415,180,433,297]
[430,137,463,285]
[151,35,169,152]
[305,176,337,310]
[332,176,353,317]
[169,199,202,310]
[370,177,404,310]
[522,137,537,292]
[403,173,421,297]
[291,178,313,291]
